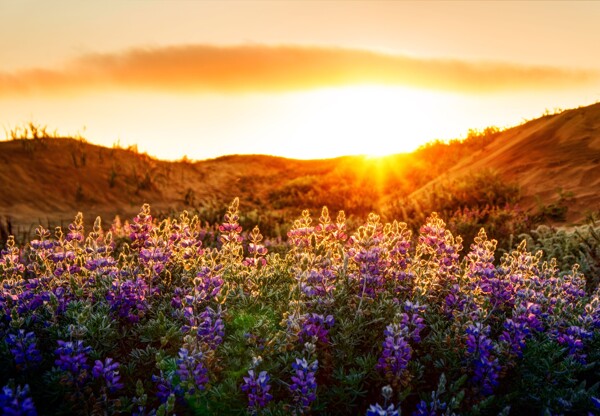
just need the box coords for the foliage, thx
[520,221,600,291]
[1,200,599,415]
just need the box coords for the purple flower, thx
[129,204,153,249]
[241,370,273,409]
[290,357,318,412]
[417,214,462,278]
[6,330,42,370]
[465,324,501,395]
[92,358,124,393]
[54,340,92,382]
[411,399,446,416]
[499,318,529,358]
[0,384,37,416]
[191,267,224,304]
[554,324,591,363]
[65,215,84,244]
[197,306,225,350]
[152,371,179,403]
[376,323,412,385]
[298,313,334,345]
[176,348,209,394]
[300,267,337,298]
[106,278,150,323]
[366,403,400,416]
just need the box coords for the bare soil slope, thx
[426,103,600,223]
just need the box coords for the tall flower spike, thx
[241,369,273,410]
[376,323,412,386]
[92,358,124,393]
[0,383,37,416]
[54,340,92,386]
[290,358,318,413]
[465,323,501,395]
[6,330,42,370]
[176,348,209,395]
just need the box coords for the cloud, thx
[1,44,598,96]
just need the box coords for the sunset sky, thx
[1,1,600,160]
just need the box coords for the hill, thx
[1,102,599,240]
[405,102,600,224]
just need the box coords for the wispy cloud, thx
[1,44,598,96]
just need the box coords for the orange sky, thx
[1,1,600,160]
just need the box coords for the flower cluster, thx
[176,348,209,395]
[240,369,273,410]
[54,340,92,386]
[6,330,42,370]
[197,306,225,350]
[290,358,318,413]
[465,323,501,395]
[92,358,124,393]
[106,278,150,323]
[1,202,599,415]
[298,313,334,345]
[0,383,37,416]
[376,323,412,385]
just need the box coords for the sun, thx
[276,85,457,159]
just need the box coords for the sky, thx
[1,1,600,160]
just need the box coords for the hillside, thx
[408,102,600,224]
[1,102,599,239]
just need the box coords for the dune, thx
[423,102,600,223]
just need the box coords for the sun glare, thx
[276,85,462,159]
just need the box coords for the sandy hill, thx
[0,102,599,238]
[411,103,600,223]
[0,137,365,235]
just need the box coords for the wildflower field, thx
[1,198,599,415]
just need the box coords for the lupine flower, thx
[499,318,529,358]
[191,266,224,303]
[106,278,150,323]
[197,306,225,350]
[287,210,314,249]
[176,348,209,395]
[55,340,92,376]
[128,204,153,249]
[290,358,318,412]
[300,267,337,298]
[0,236,26,278]
[0,383,37,416]
[241,370,273,410]
[152,371,179,403]
[402,301,427,342]
[6,330,42,370]
[376,323,412,385]
[366,385,399,416]
[243,226,268,267]
[465,324,501,395]
[554,324,591,363]
[348,215,389,298]
[92,358,124,393]
[366,403,400,416]
[298,313,334,345]
[417,214,462,276]
[411,399,446,416]
[65,214,85,244]
[219,198,244,263]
